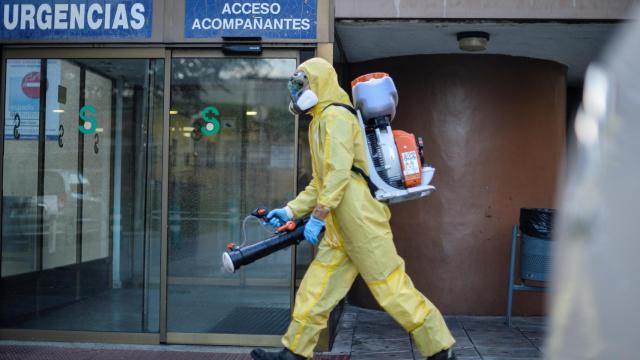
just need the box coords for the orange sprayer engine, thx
[351,73,435,203]
[393,130,423,188]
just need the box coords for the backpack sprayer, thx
[351,72,435,203]
[222,73,435,273]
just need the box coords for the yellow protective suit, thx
[282,58,455,359]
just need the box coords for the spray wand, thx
[222,207,310,273]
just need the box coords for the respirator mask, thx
[288,71,318,115]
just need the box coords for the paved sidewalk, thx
[0,305,545,360]
[327,306,544,360]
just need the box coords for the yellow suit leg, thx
[334,182,456,358]
[282,232,358,358]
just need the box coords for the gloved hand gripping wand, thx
[222,208,315,273]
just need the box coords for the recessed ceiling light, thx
[457,31,490,52]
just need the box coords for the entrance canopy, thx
[335,20,619,85]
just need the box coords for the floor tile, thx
[476,346,542,358]
[351,337,412,354]
[350,351,414,359]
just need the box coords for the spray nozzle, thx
[251,207,269,220]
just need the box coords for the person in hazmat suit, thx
[251,57,456,360]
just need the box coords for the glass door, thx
[0,49,313,346]
[167,53,298,341]
[1,54,164,335]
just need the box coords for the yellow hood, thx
[298,57,351,116]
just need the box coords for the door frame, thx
[164,48,300,347]
[0,47,313,348]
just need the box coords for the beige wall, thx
[335,0,636,19]
[347,54,566,315]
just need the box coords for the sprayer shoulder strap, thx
[322,103,378,199]
[322,102,356,115]
[350,165,379,199]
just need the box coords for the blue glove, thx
[266,208,291,228]
[303,216,325,246]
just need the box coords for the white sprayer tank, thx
[352,73,399,121]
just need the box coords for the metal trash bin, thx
[520,234,552,282]
[506,208,554,327]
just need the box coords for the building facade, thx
[0,0,634,351]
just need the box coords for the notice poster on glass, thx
[4,59,60,140]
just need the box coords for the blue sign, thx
[0,0,153,40]
[185,0,317,39]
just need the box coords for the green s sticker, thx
[200,106,221,136]
[79,105,97,135]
